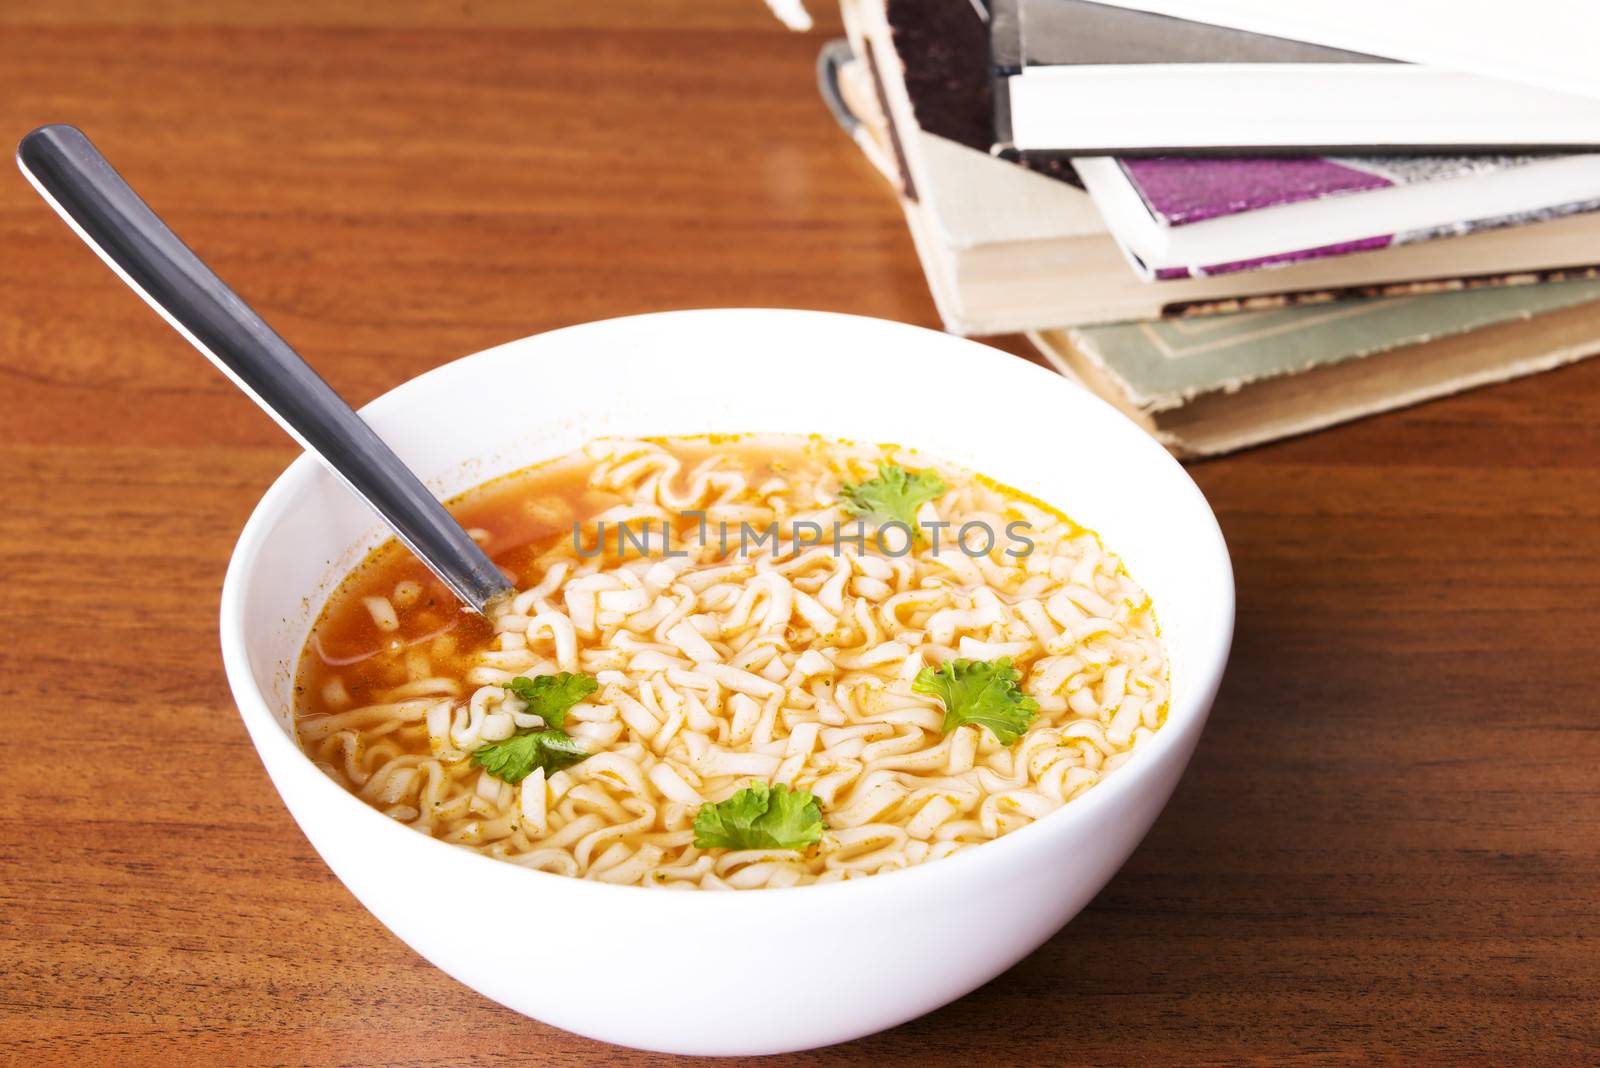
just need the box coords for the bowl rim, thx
[219,307,1235,908]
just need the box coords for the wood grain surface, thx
[2,4,1596,1065]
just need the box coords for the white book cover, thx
[1075,0,1600,102]
[993,0,1600,153]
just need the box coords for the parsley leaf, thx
[693,781,825,851]
[913,657,1040,745]
[838,462,946,533]
[502,671,598,730]
[471,728,587,785]
[472,672,600,783]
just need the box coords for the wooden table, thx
[3,4,1596,1065]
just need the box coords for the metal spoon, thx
[16,123,512,616]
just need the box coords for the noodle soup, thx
[294,435,1168,889]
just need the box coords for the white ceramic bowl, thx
[220,309,1233,1056]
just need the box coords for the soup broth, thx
[294,435,1168,889]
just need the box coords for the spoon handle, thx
[17,124,511,615]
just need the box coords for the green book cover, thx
[1067,278,1600,406]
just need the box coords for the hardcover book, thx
[1029,280,1600,456]
[1074,153,1600,279]
[1070,0,1600,102]
[989,0,1600,156]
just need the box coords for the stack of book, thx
[822,0,1600,456]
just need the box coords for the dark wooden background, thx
[2,3,1596,1065]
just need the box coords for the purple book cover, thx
[1126,156,1546,226]
[1124,155,1600,279]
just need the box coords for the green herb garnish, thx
[693,781,825,851]
[912,657,1039,745]
[838,462,946,534]
[472,671,599,784]
[471,728,588,785]
[502,671,598,730]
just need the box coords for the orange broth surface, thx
[294,438,814,720]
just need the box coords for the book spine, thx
[1159,266,1600,318]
